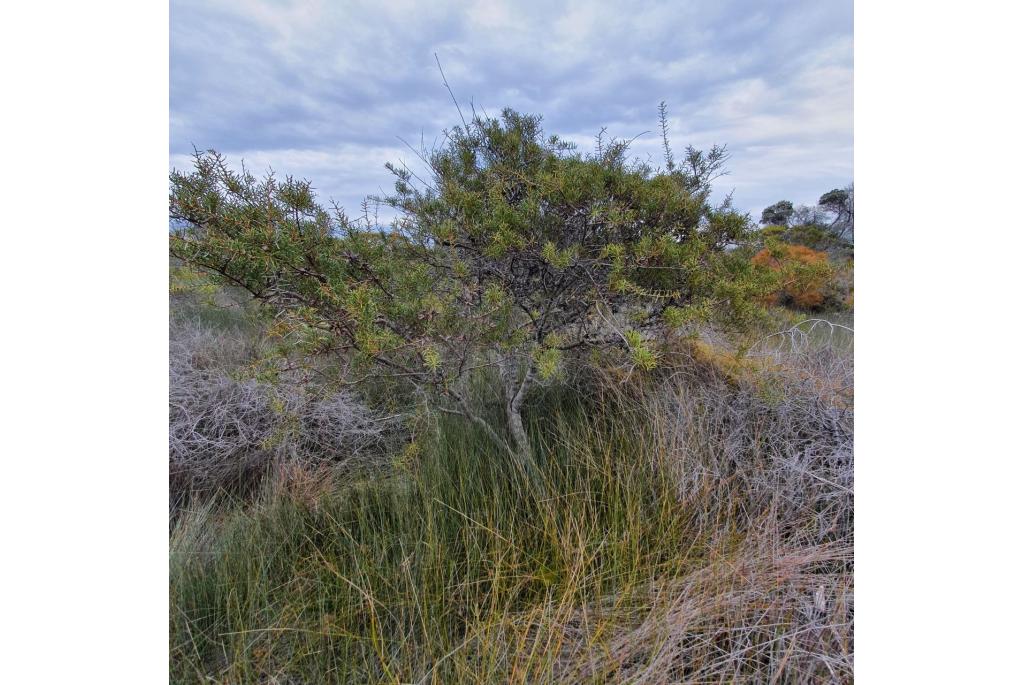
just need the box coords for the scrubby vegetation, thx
[752,244,833,310]
[169,106,853,683]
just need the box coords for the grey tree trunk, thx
[505,398,530,462]
[500,354,539,481]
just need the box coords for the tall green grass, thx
[170,388,698,682]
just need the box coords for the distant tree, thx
[169,108,769,473]
[818,188,849,215]
[790,204,825,227]
[757,184,853,254]
[760,200,795,227]
[818,185,854,242]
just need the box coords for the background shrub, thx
[753,243,835,310]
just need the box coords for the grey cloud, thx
[171,0,852,219]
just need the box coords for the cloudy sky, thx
[171,0,852,223]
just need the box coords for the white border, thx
[4,1,168,681]
[5,1,1024,681]
[857,0,1024,680]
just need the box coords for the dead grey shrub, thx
[169,319,402,505]
[557,323,854,682]
[656,322,852,539]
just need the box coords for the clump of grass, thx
[170,389,682,682]
[170,331,853,683]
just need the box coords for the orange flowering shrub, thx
[752,243,833,310]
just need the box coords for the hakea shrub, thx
[169,106,773,466]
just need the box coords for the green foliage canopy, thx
[169,107,771,461]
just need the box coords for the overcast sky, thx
[170,0,852,223]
